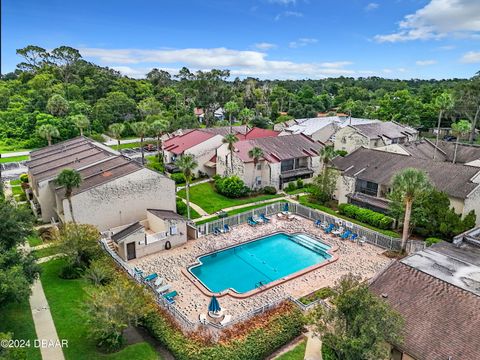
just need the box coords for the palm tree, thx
[433,92,454,159]
[248,147,264,189]
[320,145,336,167]
[224,101,239,132]
[108,123,125,154]
[71,114,90,136]
[223,133,239,174]
[451,120,472,164]
[390,168,432,253]
[37,124,60,146]
[55,169,82,224]
[150,118,170,161]
[238,108,254,125]
[130,121,150,165]
[176,154,198,220]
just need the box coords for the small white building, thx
[106,209,187,261]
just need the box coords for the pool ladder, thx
[255,280,267,289]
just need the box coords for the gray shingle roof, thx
[147,209,185,220]
[370,261,480,360]
[332,147,480,199]
[351,121,417,140]
[111,222,144,243]
[437,140,480,164]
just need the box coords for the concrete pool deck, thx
[132,215,391,323]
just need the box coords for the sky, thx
[3,0,480,80]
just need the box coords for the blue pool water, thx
[189,232,332,294]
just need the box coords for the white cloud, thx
[416,59,437,65]
[289,38,318,48]
[374,0,480,42]
[274,11,303,21]
[79,46,358,79]
[437,45,456,50]
[254,42,277,50]
[461,51,480,63]
[365,3,379,11]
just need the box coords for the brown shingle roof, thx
[332,147,480,199]
[437,140,480,164]
[370,261,480,360]
[29,136,90,159]
[111,222,144,243]
[351,121,417,140]
[147,209,185,220]
[201,125,250,136]
[399,139,448,161]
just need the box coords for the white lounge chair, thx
[199,313,207,324]
[332,226,344,236]
[153,277,164,287]
[156,284,170,294]
[208,309,224,318]
[359,236,366,246]
[220,314,232,326]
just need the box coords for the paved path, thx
[176,178,212,191]
[178,197,209,216]
[29,279,65,360]
[0,150,31,157]
[102,136,155,146]
[304,331,323,360]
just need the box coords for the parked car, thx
[443,135,457,142]
[143,144,157,152]
[165,163,180,173]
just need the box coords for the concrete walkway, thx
[304,331,323,360]
[29,279,65,360]
[0,150,31,157]
[179,197,209,216]
[176,178,212,191]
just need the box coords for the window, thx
[170,224,177,235]
[355,179,378,197]
[255,176,262,186]
[281,159,294,172]
[256,164,262,170]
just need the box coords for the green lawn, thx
[0,299,42,360]
[276,339,307,360]
[0,155,30,163]
[177,182,282,214]
[194,199,287,225]
[298,196,400,238]
[27,234,44,247]
[11,185,24,196]
[10,179,22,186]
[33,244,61,259]
[40,259,159,360]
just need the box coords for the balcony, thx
[279,167,313,179]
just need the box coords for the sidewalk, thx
[304,331,322,360]
[29,279,65,360]
[179,197,209,216]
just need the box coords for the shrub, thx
[322,344,339,360]
[84,259,115,286]
[285,182,296,192]
[425,237,442,247]
[146,156,164,173]
[171,173,186,184]
[262,186,277,195]
[214,176,250,198]
[296,179,304,189]
[141,301,305,360]
[335,150,348,157]
[176,199,187,216]
[19,173,29,183]
[59,263,84,279]
[338,203,394,230]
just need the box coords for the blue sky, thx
[3,0,480,79]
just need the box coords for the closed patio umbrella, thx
[283,203,289,212]
[208,295,221,313]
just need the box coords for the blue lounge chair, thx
[260,214,270,223]
[247,217,258,226]
[324,224,335,234]
[340,230,352,239]
[350,233,358,242]
[314,219,321,227]
[213,227,222,235]
[164,290,178,305]
[144,273,158,282]
[223,224,231,233]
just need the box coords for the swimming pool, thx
[189,232,332,294]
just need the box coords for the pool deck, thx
[131,215,391,323]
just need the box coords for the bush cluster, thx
[262,186,277,195]
[214,176,250,198]
[338,203,394,230]
[141,301,305,360]
[171,173,186,184]
[146,156,165,173]
[425,237,442,247]
[176,199,187,216]
[19,173,29,183]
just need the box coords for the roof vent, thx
[381,293,388,298]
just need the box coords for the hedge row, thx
[141,301,305,360]
[338,203,394,230]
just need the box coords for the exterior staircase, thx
[106,239,115,251]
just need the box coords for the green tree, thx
[130,121,150,165]
[55,169,82,223]
[223,133,239,174]
[15,45,49,72]
[451,119,472,163]
[238,107,254,125]
[85,278,147,351]
[312,274,403,360]
[0,200,39,306]
[93,91,137,128]
[248,146,264,189]
[138,97,163,118]
[70,114,90,136]
[37,124,60,146]
[389,169,432,252]
[46,94,70,117]
[308,168,338,205]
[176,154,198,220]
[149,117,170,161]
[320,145,336,167]
[56,223,102,269]
[108,123,125,153]
[455,74,480,143]
[224,100,239,131]
[433,92,454,159]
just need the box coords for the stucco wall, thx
[334,172,355,204]
[463,187,480,226]
[63,168,176,231]
[185,134,223,176]
[36,180,57,223]
[334,126,369,153]
[375,144,411,156]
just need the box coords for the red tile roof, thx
[163,130,215,155]
[237,127,280,140]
